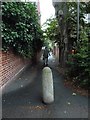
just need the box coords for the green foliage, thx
[2,2,43,58]
[66,2,87,44]
[43,18,60,48]
[67,27,89,89]
[63,2,89,89]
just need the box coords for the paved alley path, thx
[2,54,88,118]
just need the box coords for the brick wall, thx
[53,45,59,60]
[0,50,29,87]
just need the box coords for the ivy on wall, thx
[2,2,43,58]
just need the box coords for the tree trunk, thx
[62,2,68,68]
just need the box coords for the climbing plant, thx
[2,2,43,58]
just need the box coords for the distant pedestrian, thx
[43,47,50,66]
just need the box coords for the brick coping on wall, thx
[1,64,29,89]
[0,50,30,88]
[0,50,42,89]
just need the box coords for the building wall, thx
[53,45,59,60]
[36,0,41,24]
[0,51,29,87]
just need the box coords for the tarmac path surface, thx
[2,54,88,118]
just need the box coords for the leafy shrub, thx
[67,28,89,89]
[2,2,43,58]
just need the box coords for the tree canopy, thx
[44,2,89,89]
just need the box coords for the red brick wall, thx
[53,45,59,59]
[0,51,29,87]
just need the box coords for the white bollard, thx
[42,67,54,104]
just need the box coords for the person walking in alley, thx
[43,47,50,66]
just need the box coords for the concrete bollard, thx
[42,67,54,104]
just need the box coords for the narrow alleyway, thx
[2,54,88,118]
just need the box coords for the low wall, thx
[0,51,29,87]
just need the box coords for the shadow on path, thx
[2,54,88,118]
